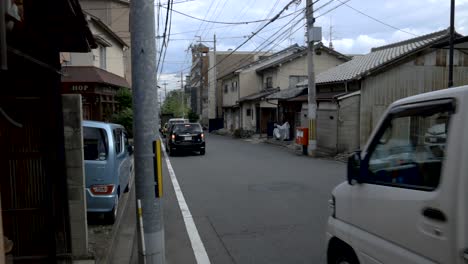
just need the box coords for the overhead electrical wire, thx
[336,0,418,36]
[201,10,307,88]
[205,0,302,74]
[164,5,306,25]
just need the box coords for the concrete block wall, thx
[62,95,88,258]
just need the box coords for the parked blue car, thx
[83,121,133,224]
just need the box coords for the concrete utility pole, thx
[213,34,217,118]
[448,0,455,88]
[181,72,185,117]
[130,0,165,262]
[161,81,168,98]
[306,0,317,156]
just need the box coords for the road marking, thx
[161,144,211,264]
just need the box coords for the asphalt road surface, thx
[163,134,345,264]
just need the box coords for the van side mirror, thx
[127,145,134,155]
[347,151,362,185]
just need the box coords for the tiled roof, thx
[266,87,307,100]
[239,88,279,102]
[316,29,451,84]
[62,66,130,88]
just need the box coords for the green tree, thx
[162,89,189,117]
[115,87,132,109]
[187,110,199,122]
[112,88,133,137]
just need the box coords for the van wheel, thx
[200,149,205,155]
[328,238,359,264]
[105,194,119,224]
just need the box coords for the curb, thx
[102,161,135,264]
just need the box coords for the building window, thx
[246,108,251,116]
[231,81,237,92]
[266,77,273,88]
[289,75,307,88]
[224,84,229,93]
[99,46,107,70]
[367,100,454,191]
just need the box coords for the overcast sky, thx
[157,0,468,96]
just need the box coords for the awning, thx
[62,66,130,88]
[266,87,307,100]
[238,88,279,102]
[288,94,308,102]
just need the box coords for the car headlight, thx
[328,195,336,218]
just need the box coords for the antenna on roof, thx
[329,16,334,50]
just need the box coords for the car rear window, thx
[172,124,202,133]
[84,127,108,161]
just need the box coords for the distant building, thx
[221,43,350,135]
[190,44,265,128]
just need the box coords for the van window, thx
[84,127,108,161]
[172,124,202,133]
[113,129,123,154]
[367,101,454,190]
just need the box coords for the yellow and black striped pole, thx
[154,140,163,198]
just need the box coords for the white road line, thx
[161,143,211,264]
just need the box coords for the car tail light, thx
[201,133,204,139]
[90,184,115,195]
[171,134,175,140]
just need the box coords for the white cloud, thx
[324,35,386,54]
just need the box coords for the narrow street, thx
[163,134,345,264]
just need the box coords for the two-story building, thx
[221,43,350,135]
[78,0,132,85]
[61,12,129,121]
[190,43,264,128]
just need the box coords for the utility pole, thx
[306,0,318,156]
[181,72,185,118]
[130,0,165,263]
[329,17,334,50]
[213,34,217,118]
[448,0,455,88]
[161,81,168,98]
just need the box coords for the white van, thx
[326,85,468,264]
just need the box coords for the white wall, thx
[241,102,256,131]
[63,17,126,78]
[222,75,239,107]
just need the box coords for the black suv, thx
[166,123,205,156]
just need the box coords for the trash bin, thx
[295,127,308,155]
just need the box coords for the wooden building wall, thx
[359,49,468,147]
[337,94,360,153]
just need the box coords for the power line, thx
[315,0,349,19]
[157,0,173,75]
[201,11,306,88]
[205,0,301,74]
[165,5,305,25]
[82,0,193,10]
[336,0,418,36]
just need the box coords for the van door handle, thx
[422,207,447,222]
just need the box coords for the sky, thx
[157,0,468,98]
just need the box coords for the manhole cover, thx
[248,182,307,192]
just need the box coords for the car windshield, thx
[172,124,202,133]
